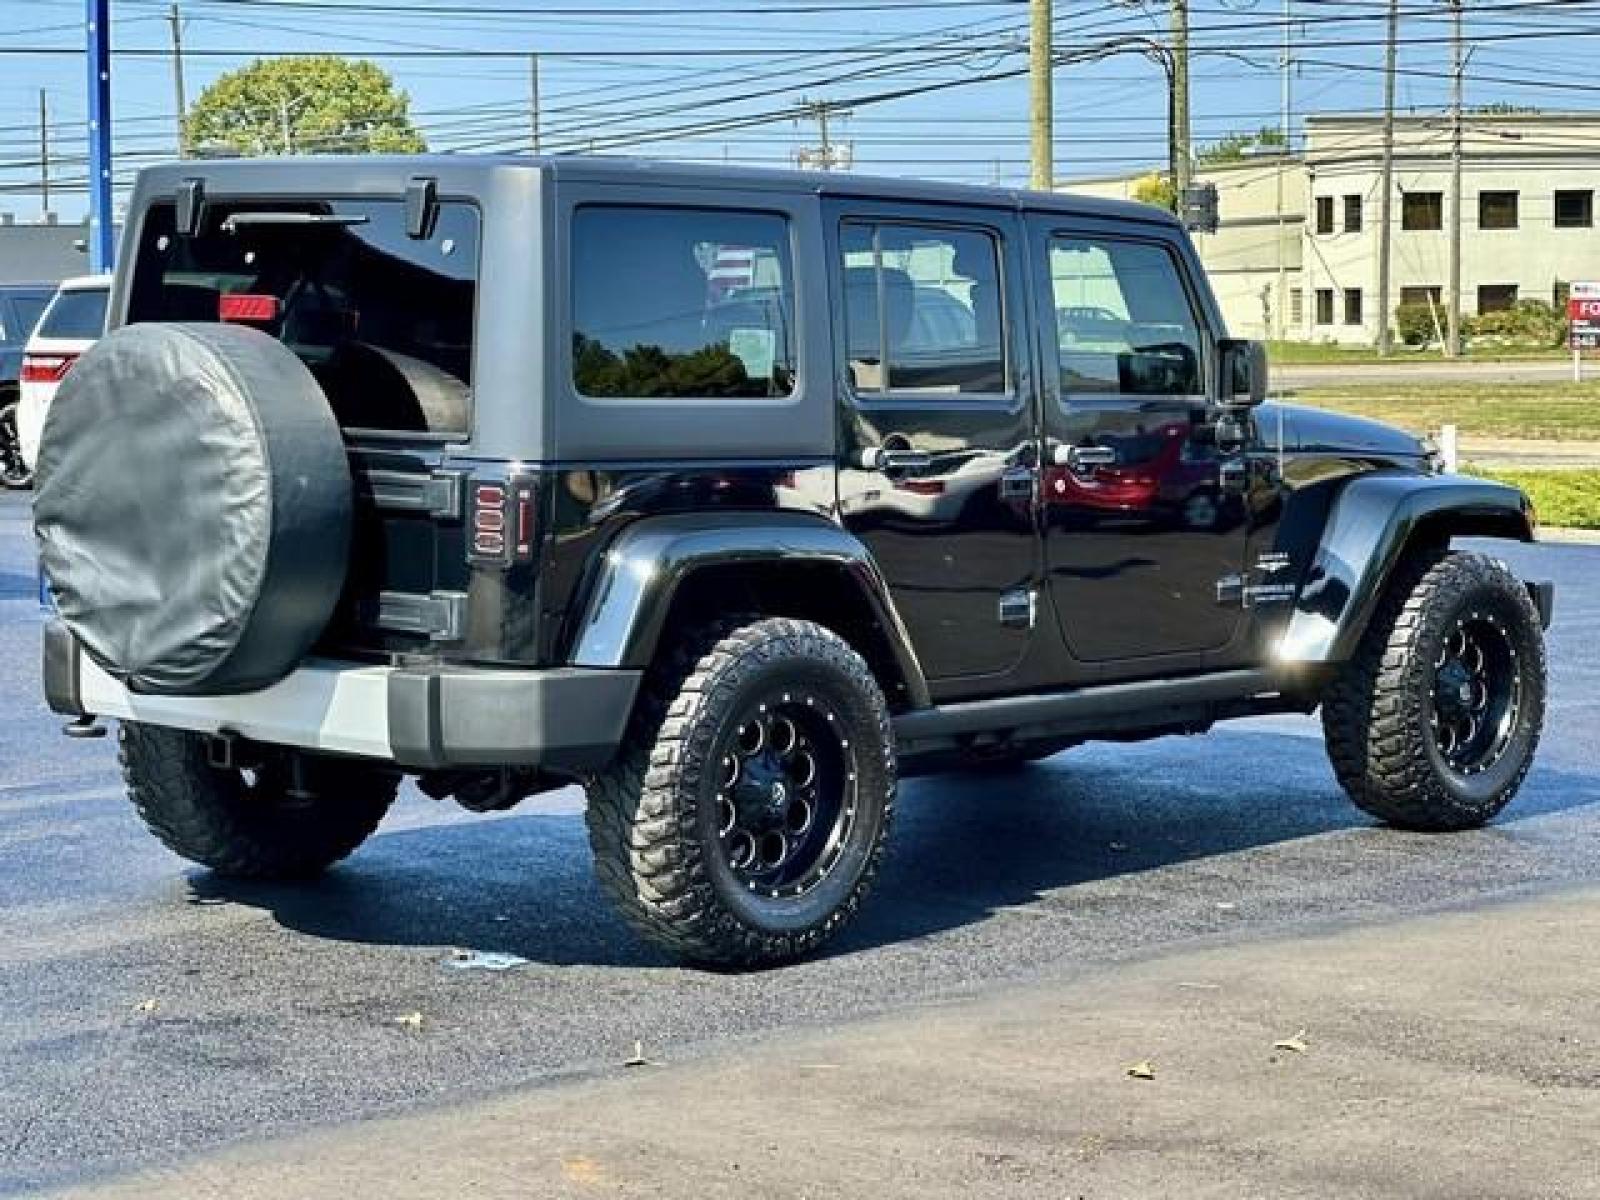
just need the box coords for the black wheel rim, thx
[1429,609,1521,777]
[716,692,857,900]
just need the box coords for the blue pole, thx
[85,0,114,273]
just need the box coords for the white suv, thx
[18,275,112,474]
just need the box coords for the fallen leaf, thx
[562,1156,607,1186]
[134,999,159,1015]
[394,1012,425,1029]
[1126,1060,1156,1080]
[1273,1029,1309,1054]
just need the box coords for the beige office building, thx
[1067,112,1600,344]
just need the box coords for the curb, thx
[1537,527,1600,545]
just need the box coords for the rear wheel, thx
[586,617,896,967]
[120,723,399,878]
[1322,550,1545,831]
[0,399,32,489]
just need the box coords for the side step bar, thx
[893,669,1298,750]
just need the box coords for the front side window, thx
[1050,236,1203,397]
[571,206,794,400]
[1403,192,1443,231]
[130,198,478,434]
[840,222,1005,397]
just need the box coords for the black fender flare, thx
[569,511,931,709]
[1278,471,1535,664]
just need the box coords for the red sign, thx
[1570,282,1600,350]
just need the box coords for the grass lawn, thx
[1283,380,1600,441]
[1267,341,1569,366]
[1463,467,1600,530]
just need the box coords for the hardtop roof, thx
[132,154,1180,228]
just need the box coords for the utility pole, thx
[797,97,850,171]
[86,0,114,272]
[279,96,294,155]
[1446,0,1464,357]
[169,3,187,156]
[528,53,541,154]
[38,90,50,219]
[1029,0,1052,189]
[1170,0,1191,198]
[1376,0,1399,355]
[1274,0,1292,340]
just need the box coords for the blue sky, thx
[2,0,1596,220]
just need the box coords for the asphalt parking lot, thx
[2,489,1597,1196]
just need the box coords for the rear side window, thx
[840,222,1006,398]
[3,294,50,344]
[571,206,795,400]
[37,288,109,341]
[128,199,479,435]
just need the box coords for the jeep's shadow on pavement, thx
[184,729,1598,970]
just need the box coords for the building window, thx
[1343,195,1363,233]
[1555,281,1571,309]
[1315,288,1334,325]
[1402,192,1443,231]
[1400,285,1442,308]
[1478,190,1519,230]
[1343,288,1364,326]
[1289,287,1304,325]
[1477,284,1519,313]
[1315,196,1335,235]
[1555,190,1594,228]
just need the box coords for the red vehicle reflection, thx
[1045,421,1229,531]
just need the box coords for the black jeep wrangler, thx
[36,157,1552,967]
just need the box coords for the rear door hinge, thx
[375,590,469,642]
[999,587,1037,629]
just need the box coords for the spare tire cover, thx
[34,322,352,696]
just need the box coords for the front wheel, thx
[0,400,32,489]
[586,617,896,968]
[1322,550,1546,831]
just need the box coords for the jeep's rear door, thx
[823,199,1039,695]
[1027,215,1251,671]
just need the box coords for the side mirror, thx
[1216,338,1268,407]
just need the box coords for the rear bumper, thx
[43,621,639,773]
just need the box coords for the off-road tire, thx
[120,723,399,878]
[1322,549,1545,831]
[585,617,896,968]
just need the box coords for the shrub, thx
[1394,303,1437,346]
[1463,298,1566,349]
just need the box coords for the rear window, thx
[571,205,795,400]
[128,198,479,435]
[37,288,109,341]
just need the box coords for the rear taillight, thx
[467,477,538,567]
[21,353,77,384]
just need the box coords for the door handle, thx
[858,446,932,473]
[1051,443,1117,474]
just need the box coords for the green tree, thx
[1132,171,1177,211]
[185,56,426,157]
[1197,126,1286,165]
